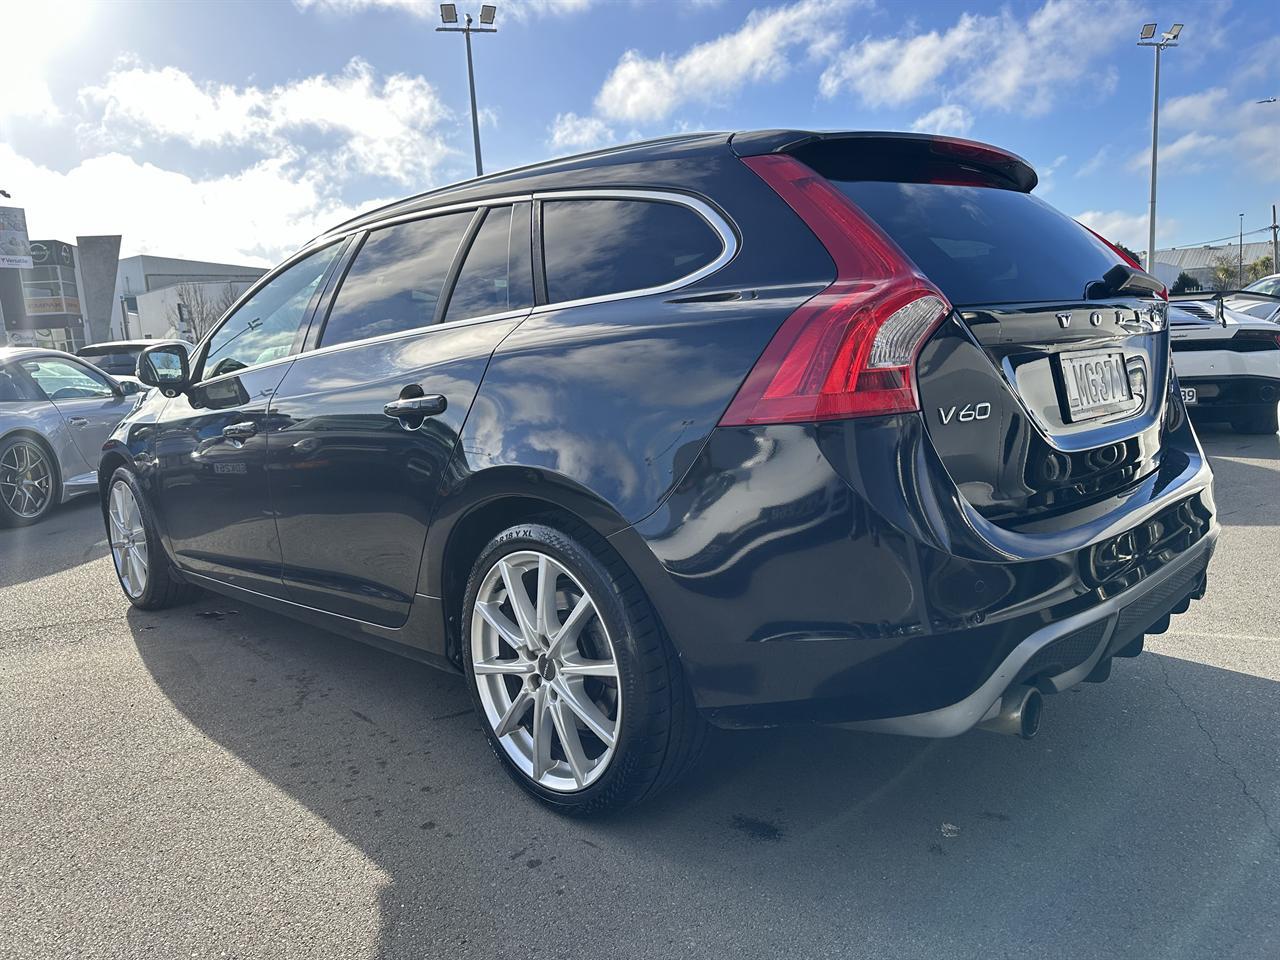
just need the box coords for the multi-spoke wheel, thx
[104,467,201,609]
[0,437,57,526]
[463,520,707,814]
[109,480,149,598]
[471,550,621,792]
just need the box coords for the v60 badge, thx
[939,402,992,424]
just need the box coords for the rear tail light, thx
[1234,328,1280,349]
[720,155,951,426]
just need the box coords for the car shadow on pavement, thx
[128,598,1280,959]
[1197,427,1280,527]
[0,495,106,588]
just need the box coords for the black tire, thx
[0,434,61,528]
[106,466,201,610]
[461,517,707,815]
[1230,404,1279,435]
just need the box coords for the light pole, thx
[437,3,497,177]
[1239,213,1246,287]
[1138,22,1183,272]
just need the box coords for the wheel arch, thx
[423,464,671,667]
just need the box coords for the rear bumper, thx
[1178,375,1280,413]
[620,409,1216,731]
[840,529,1213,737]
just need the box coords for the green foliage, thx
[1170,271,1200,295]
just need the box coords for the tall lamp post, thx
[437,3,498,177]
[1138,22,1183,272]
[1239,213,1246,287]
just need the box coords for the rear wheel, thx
[0,435,59,527]
[1230,404,1279,435]
[462,519,706,814]
[107,467,201,609]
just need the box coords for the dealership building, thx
[0,208,266,351]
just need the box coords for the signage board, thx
[0,207,33,269]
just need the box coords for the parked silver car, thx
[0,347,145,526]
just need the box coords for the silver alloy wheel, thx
[471,550,621,792]
[0,440,53,519]
[108,480,149,598]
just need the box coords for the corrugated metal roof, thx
[1154,241,1273,270]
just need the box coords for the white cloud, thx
[595,0,854,124]
[1,144,393,266]
[1075,147,1108,178]
[909,105,973,137]
[1126,132,1222,174]
[0,0,94,124]
[79,58,452,186]
[293,0,592,19]
[1162,87,1230,129]
[547,112,615,153]
[822,0,1128,116]
[1075,209,1177,255]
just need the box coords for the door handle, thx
[383,395,447,420]
[222,421,258,440]
[67,416,89,427]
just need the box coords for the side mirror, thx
[117,379,145,396]
[137,343,190,395]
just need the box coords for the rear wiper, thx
[1084,263,1165,300]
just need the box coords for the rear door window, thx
[443,204,534,323]
[320,212,473,347]
[830,180,1123,306]
[541,198,722,304]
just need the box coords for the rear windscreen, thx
[830,181,1124,307]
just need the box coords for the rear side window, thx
[0,365,43,402]
[321,212,472,347]
[444,204,533,323]
[830,181,1122,306]
[541,198,722,304]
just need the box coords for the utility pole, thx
[1138,23,1183,272]
[437,4,498,178]
[1272,204,1279,275]
[1239,213,1246,287]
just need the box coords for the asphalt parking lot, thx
[2,425,1277,960]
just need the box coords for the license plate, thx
[1059,350,1133,422]
[1181,387,1197,405]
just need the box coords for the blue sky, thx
[3,0,1277,266]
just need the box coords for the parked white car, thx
[1226,274,1280,324]
[1169,297,1280,434]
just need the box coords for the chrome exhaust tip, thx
[977,685,1043,740]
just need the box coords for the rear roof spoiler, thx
[1171,290,1280,328]
[729,130,1038,193]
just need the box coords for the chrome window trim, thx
[191,188,737,386]
[531,189,738,313]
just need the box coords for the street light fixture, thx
[1138,22,1182,272]
[437,5,498,177]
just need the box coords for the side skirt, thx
[182,570,459,674]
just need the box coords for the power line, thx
[1168,225,1272,250]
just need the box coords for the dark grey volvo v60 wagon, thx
[100,131,1216,813]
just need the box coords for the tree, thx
[1170,271,1200,295]
[167,281,242,341]
[1245,255,1275,283]
[1207,254,1240,291]
[1115,242,1143,265]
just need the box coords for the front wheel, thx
[462,519,706,814]
[1230,404,1279,435]
[106,467,200,609]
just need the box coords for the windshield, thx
[77,347,144,376]
[830,181,1125,306]
[1244,276,1280,296]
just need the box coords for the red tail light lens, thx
[720,155,950,426]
